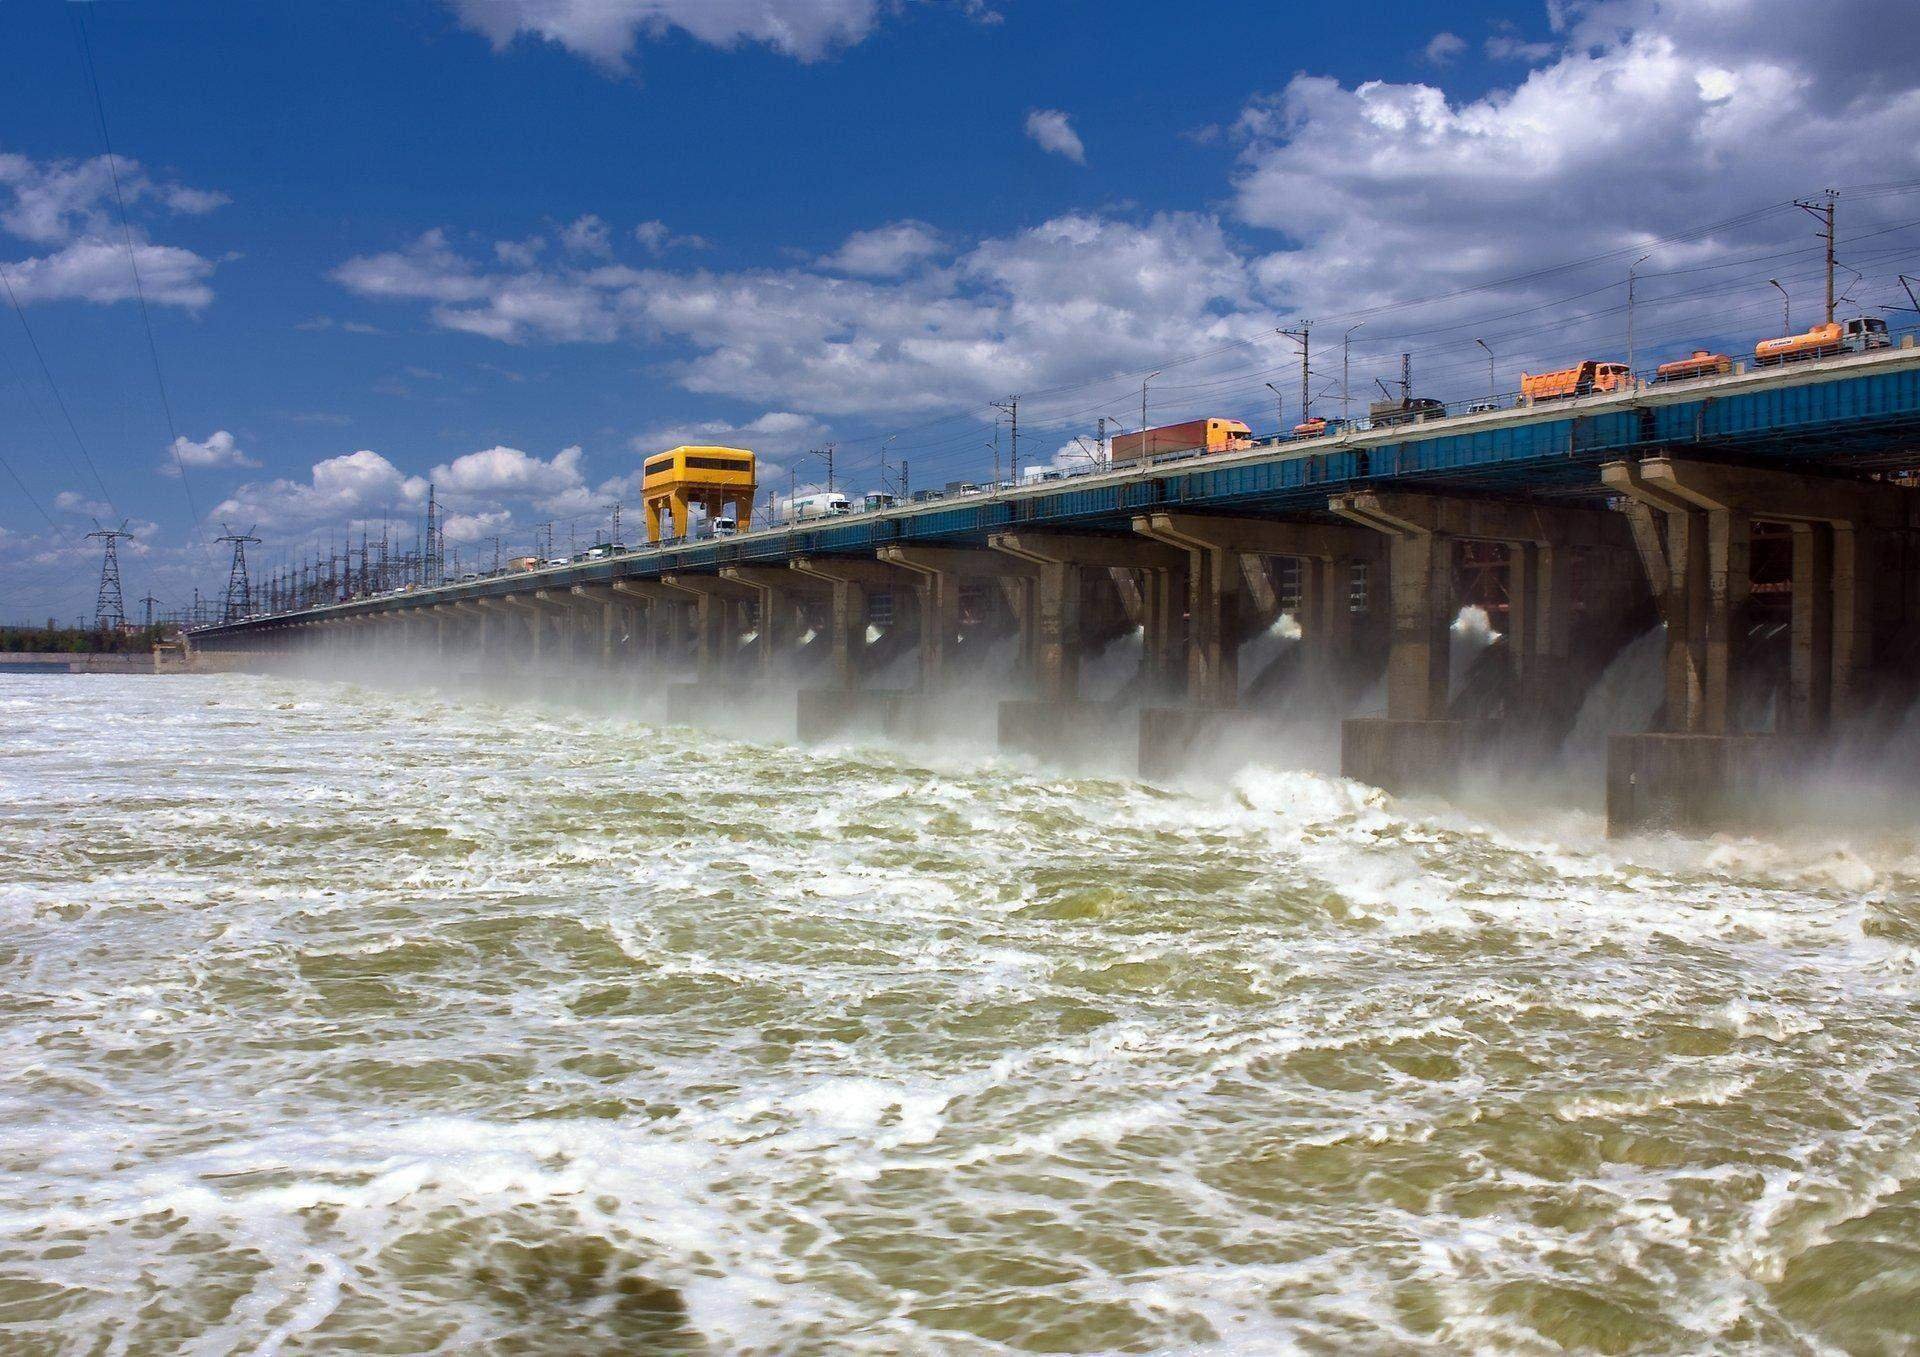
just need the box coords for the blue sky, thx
[4,0,1920,623]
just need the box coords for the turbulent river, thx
[4,673,1919,1354]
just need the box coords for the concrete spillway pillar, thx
[721,565,832,685]
[502,593,568,676]
[1129,513,1382,779]
[987,531,1184,760]
[610,580,692,671]
[1331,489,1643,796]
[876,544,1038,691]
[1602,456,1919,834]
[569,584,633,668]
[656,574,757,722]
[788,557,924,740]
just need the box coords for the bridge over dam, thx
[188,343,1920,835]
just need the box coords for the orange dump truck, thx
[1110,418,1252,465]
[1520,361,1632,402]
[1653,350,1732,383]
[1754,317,1889,366]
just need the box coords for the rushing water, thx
[3,673,1919,1354]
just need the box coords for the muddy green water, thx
[2,674,1917,1353]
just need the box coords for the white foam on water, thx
[5,672,1919,1352]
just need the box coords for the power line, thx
[71,3,203,542]
[0,266,120,517]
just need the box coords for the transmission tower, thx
[139,593,159,630]
[216,523,261,622]
[87,522,133,631]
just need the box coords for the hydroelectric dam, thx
[185,343,1920,835]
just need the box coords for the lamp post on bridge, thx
[1767,278,1790,335]
[1474,337,1495,404]
[1342,321,1365,422]
[1626,251,1654,378]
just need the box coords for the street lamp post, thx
[1263,381,1284,437]
[1342,322,1365,422]
[1626,252,1653,378]
[1141,370,1161,457]
[1767,278,1790,335]
[1474,337,1495,404]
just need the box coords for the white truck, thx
[781,493,852,523]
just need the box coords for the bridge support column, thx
[1130,514,1383,780]
[611,580,694,673]
[1330,489,1644,796]
[875,544,1039,737]
[1602,457,1918,834]
[987,531,1184,763]
[658,574,758,722]
[788,558,925,740]
[722,565,832,687]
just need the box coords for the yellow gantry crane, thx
[641,445,757,543]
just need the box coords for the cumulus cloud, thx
[0,150,225,308]
[330,0,1920,468]
[559,213,613,256]
[162,430,259,477]
[1024,109,1086,164]
[53,490,114,518]
[633,409,826,456]
[1231,0,1920,340]
[213,451,428,529]
[335,209,1275,414]
[633,220,709,254]
[441,508,513,544]
[445,0,882,71]
[427,443,587,510]
[1423,31,1467,65]
[818,221,947,277]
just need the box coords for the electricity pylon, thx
[216,523,261,623]
[87,521,133,631]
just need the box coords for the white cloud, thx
[819,221,947,278]
[441,508,513,544]
[330,0,1920,469]
[0,151,226,245]
[633,409,826,456]
[0,150,225,309]
[1485,30,1558,62]
[1231,0,1920,333]
[495,235,547,267]
[1024,109,1086,164]
[335,209,1274,416]
[1423,31,1467,65]
[634,220,710,254]
[0,236,215,307]
[162,430,259,477]
[426,443,587,510]
[445,0,882,70]
[53,490,114,518]
[213,451,428,530]
[559,213,613,257]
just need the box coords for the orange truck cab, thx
[1520,361,1632,402]
[1754,317,1890,366]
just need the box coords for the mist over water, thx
[5,672,1920,1353]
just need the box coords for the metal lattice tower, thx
[87,522,133,631]
[216,524,261,623]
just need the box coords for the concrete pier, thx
[987,531,1181,761]
[1602,457,1920,834]
[789,558,922,740]
[1330,490,1644,796]
[1130,513,1382,780]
